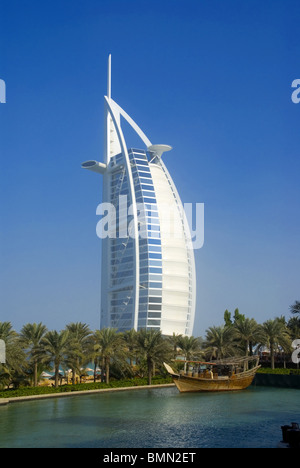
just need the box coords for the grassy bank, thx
[257,368,300,375]
[0,375,173,399]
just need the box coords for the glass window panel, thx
[149,282,162,289]
[149,274,162,282]
[147,233,160,240]
[140,253,149,260]
[138,171,152,178]
[139,297,148,304]
[148,304,162,311]
[137,166,150,172]
[146,210,158,217]
[144,203,158,211]
[148,289,162,296]
[139,289,148,297]
[146,218,160,226]
[149,267,162,274]
[149,253,162,259]
[138,171,151,178]
[141,184,154,191]
[144,197,157,204]
[148,245,161,253]
[148,238,161,245]
[147,320,161,326]
[149,260,162,267]
[142,190,156,197]
[149,297,162,303]
[139,177,152,183]
[147,225,160,233]
[139,274,149,282]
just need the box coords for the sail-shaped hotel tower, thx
[82,56,196,336]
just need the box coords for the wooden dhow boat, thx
[164,356,261,393]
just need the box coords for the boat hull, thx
[171,370,258,393]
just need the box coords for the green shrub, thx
[257,368,300,375]
[0,375,173,399]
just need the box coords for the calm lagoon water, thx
[0,386,299,448]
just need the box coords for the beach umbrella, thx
[50,373,64,380]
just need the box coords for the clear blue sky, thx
[0,0,299,337]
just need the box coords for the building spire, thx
[107,54,111,99]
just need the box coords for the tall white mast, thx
[107,54,111,99]
[105,54,122,162]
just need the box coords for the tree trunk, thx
[105,358,110,384]
[270,343,275,370]
[147,358,152,385]
[101,357,105,382]
[34,361,38,387]
[72,367,76,385]
[244,341,249,370]
[94,359,97,383]
[55,363,59,388]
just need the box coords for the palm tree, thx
[167,333,183,360]
[233,318,262,357]
[94,328,126,384]
[224,308,245,327]
[65,322,92,384]
[204,326,236,359]
[0,322,26,388]
[19,322,48,387]
[290,301,300,317]
[123,329,138,368]
[287,316,300,341]
[233,308,245,323]
[0,322,21,366]
[224,309,232,327]
[260,318,291,369]
[87,332,102,382]
[39,330,71,387]
[135,329,170,385]
[178,335,202,362]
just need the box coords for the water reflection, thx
[0,387,299,448]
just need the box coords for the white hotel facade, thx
[82,56,196,336]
